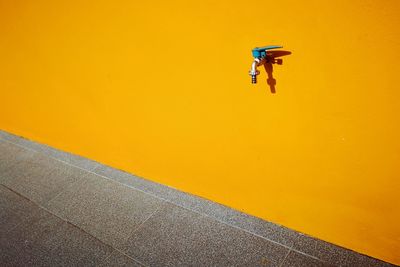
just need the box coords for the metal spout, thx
[249,58,262,84]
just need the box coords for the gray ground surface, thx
[0,130,395,266]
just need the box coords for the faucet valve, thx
[249,45,282,84]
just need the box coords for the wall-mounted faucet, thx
[249,45,282,84]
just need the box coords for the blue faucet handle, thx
[252,45,283,58]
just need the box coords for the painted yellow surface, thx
[1,0,399,263]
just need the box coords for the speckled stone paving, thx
[0,130,395,267]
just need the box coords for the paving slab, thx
[101,250,144,267]
[0,140,35,182]
[45,173,164,248]
[0,185,38,236]
[121,203,290,267]
[0,205,113,266]
[281,250,333,267]
[2,151,87,205]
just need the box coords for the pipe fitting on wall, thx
[249,45,282,84]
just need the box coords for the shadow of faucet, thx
[263,50,292,94]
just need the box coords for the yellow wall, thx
[1,0,399,264]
